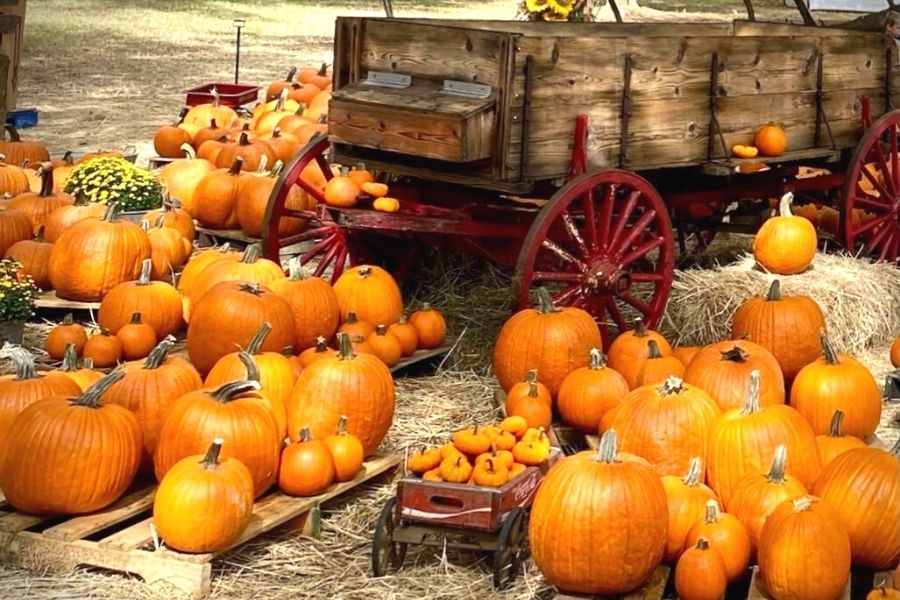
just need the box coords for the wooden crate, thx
[0,453,401,599]
[0,0,24,113]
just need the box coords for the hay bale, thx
[663,252,900,353]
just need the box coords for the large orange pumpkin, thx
[730,279,825,381]
[682,339,785,411]
[0,155,30,196]
[752,192,817,275]
[790,331,881,438]
[186,280,296,375]
[187,242,285,305]
[5,232,53,290]
[183,89,238,128]
[154,380,281,498]
[269,258,340,352]
[48,203,151,302]
[156,145,216,215]
[493,287,602,399]
[557,348,629,433]
[706,370,822,507]
[236,163,313,238]
[0,207,32,255]
[192,156,251,230]
[662,457,719,563]
[814,410,867,469]
[529,430,668,595]
[607,317,673,373]
[8,162,74,235]
[332,264,404,327]
[176,243,236,300]
[285,333,394,456]
[0,371,142,515]
[215,131,276,173]
[611,376,721,477]
[97,258,184,338]
[42,195,106,243]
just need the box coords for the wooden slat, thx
[401,18,735,38]
[0,511,49,533]
[34,290,101,311]
[96,517,154,552]
[733,20,885,38]
[390,345,451,373]
[42,485,156,542]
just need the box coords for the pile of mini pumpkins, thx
[0,255,448,554]
[731,123,787,160]
[406,417,552,487]
[493,259,897,597]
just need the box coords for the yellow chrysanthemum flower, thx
[547,0,574,16]
[526,0,549,12]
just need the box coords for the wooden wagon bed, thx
[330,17,898,191]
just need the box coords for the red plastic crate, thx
[184,83,260,107]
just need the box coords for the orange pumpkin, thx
[269,258,340,352]
[323,167,360,208]
[752,192,817,275]
[192,156,251,230]
[619,339,684,389]
[672,345,701,367]
[44,313,88,359]
[683,500,751,583]
[9,163,75,235]
[332,264,404,327]
[674,538,729,600]
[324,414,365,482]
[504,369,553,431]
[682,339,785,411]
[5,232,52,290]
[815,410,867,469]
[187,242,285,305]
[662,457,719,563]
[98,259,184,339]
[388,317,419,357]
[754,123,787,157]
[366,325,403,367]
[157,145,216,216]
[607,317,673,373]
[407,303,446,349]
[278,428,336,497]
[557,348,629,433]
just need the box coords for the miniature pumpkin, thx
[731,144,758,159]
[48,203,151,302]
[493,287,601,399]
[407,303,446,349]
[662,458,719,563]
[556,349,629,432]
[101,337,202,469]
[193,156,251,230]
[472,458,510,487]
[513,428,551,465]
[682,339,785,411]
[323,167,360,207]
[98,259,184,338]
[439,455,473,483]
[157,145,216,215]
[324,415,365,482]
[422,467,442,481]
[728,445,808,553]
[285,333,394,456]
[388,317,419,357]
[752,192,817,275]
[754,123,787,157]
[82,329,123,368]
[0,371,140,514]
[186,280,296,375]
[115,312,157,361]
[758,497,851,600]
[373,197,400,213]
[361,181,388,198]
[298,336,334,368]
[814,440,900,568]
[0,206,32,255]
[815,410,867,469]
[153,438,254,553]
[868,588,900,599]
[674,538,729,600]
[730,279,826,381]
[475,448,515,470]
[407,447,442,474]
[607,317,673,373]
[279,428,336,497]
[187,242,286,305]
[453,423,493,456]
[332,264,404,327]
[529,430,667,595]
[683,500,751,582]
[44,313,88,359]
[154,380,280,497]
[499,415,529,439]
[611,376,721,477]
[707,370,821,507]
[367,325,403,367]
[337,311,376,339]
[790,331,881,438]
[9,163,75,235]
[619,339,684,389]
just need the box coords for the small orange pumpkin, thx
[754,124,787,157]
[323,167,360,208]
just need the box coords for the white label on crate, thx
[400,506,491,520]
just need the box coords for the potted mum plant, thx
[63,156,164,221]
[0,258,39,345]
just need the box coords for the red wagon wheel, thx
[514,169,675,349]
[842,109,900,262]
[262,134,353,282]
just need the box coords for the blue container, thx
[7,108,38,129]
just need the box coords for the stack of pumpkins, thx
[1,252,448,554]
[495,200,898,598]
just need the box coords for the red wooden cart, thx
[262,14,900,347]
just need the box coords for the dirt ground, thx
[4,1,898,599]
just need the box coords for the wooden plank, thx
[554,565,670,599]
[0,511,50,534]
[702,147,842,176]
[733,19,886,37]
[194,227,258,245]
[34,290,101,311]
[42,485,156,542]
[400,18,735,38]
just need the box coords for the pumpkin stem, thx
[137,258,153,285]
[284,66,297,82]
[62,150,74,166]
[211,379,261,403]
[9,347,37,380]
[535,287,560,314]
[180,143,196,160]
[375,324,388,335]
[336,415,349,435]
[129,312,143,325]
[682,457,703,487]
[791,496,814,512]
[255,154,269,174]
[281,345,293,358]
[75,370,126,407]
[765,445,788,483]
[820,329,839,365]
[596,429,619,464]
[704,500,721,524]
[298,428,313,442]
[694,537,711,551]
[61,343,79,372]
[336,332,355,360]
[421,302,432,311]
[102,202,121,222]
[739,370,762,415]
[286,257,309,280]
[4,124,20,142]
[646,339,662,359]
[143,336,175,369]
[61,312,75,326]
[229,156,245,175]
[345,311,360,325]
[766,279,782,301]
[247,322,272,355]
[778,192,795,217]
[210,86,220,107]
[314,336,327,352]
[241,243,262,264]
[276,87,289,111]
[633,317,648,337]
[658,376,684,396]
[38,162,53,197]
[588,348,606,369]
[720,346,748,363]
[827,410,845,437]
[318,63,329,76]
[238,351,261,382]
[83,357,95,369]
[175,107,189,125]
[356,266,373,279]
[201,438,224,470]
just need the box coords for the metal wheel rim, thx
[492,508,525,589]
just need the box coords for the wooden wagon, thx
[263,12,900,347]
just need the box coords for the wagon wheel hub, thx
[585,258,632,294]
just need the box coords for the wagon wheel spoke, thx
[515,170,674,350]
[843,109,900,263]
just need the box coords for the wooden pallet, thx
[554,565,894,600]
[33,290,101,311]
[0,453,401,599]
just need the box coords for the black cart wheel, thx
[372,497,408,577]
[492,507,527,589]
